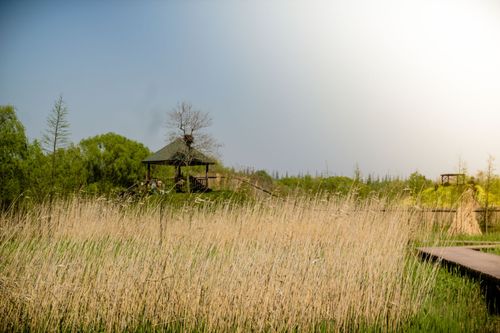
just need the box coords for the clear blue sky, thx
[1,0,499,178]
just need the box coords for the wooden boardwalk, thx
[418,246,500,284]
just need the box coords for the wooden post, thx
[147,163,151,181]
[175,165,183,192]
[205,164,209,188]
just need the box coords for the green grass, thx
[409,230,499,332]
[407,265,499,332]
[479,247,500,255]
[442,231,500,244]
[415,231,500,249]
[314,261,500,332]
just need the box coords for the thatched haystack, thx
[448,189,482,236]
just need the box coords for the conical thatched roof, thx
[142,138,215,166]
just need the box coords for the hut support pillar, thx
[147,163,151,182]
[205,164,209,187]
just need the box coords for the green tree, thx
[353,163,362,182]
[21,140,50,201]
[407,171,431,196]
[52,145,87,195]
[0,105,28,207]
[252,170,274,188]
[42,95,71,193]
[21,141,86,202]
[79,133,150,193]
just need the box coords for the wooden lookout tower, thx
[440,173,466,186]
[142,136,215,192]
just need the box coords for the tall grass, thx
[0,195,436,332]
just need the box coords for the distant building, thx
[440,173,466,186]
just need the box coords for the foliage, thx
[407,171,433,196]
[2,103,500,211]
[21,140,50,201]
[0,105,28,207]
[406,266,499,332]
[278,175,354,195]
[277,174,410,201]
[475,184,500,206]
[0,105,155,203]
[419,185,466,207]
[250,169,274,188]
[53,145,88,194]
[22,144,88,200]
[79,132,151,193]
[418,183,500,208]
[439,231,500,244]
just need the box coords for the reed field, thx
[0,195,454,332]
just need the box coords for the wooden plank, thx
[418,246,500,283]
[437,240,500,244]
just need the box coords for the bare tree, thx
[167,101,210,136]
[167,102,218,153]
[167,101,220,157]
[484,155,495,233]
[43,95,70,191]
[166,101,219,191]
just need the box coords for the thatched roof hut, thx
[142,137,215,192]
[142,138,215,166]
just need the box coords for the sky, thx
[1,0,499,179]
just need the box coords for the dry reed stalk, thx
[0,196,436,332]
[448,189,482,236]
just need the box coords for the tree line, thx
[273,166,500,207]
[1,98,498,209]
[1,102,151,208]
